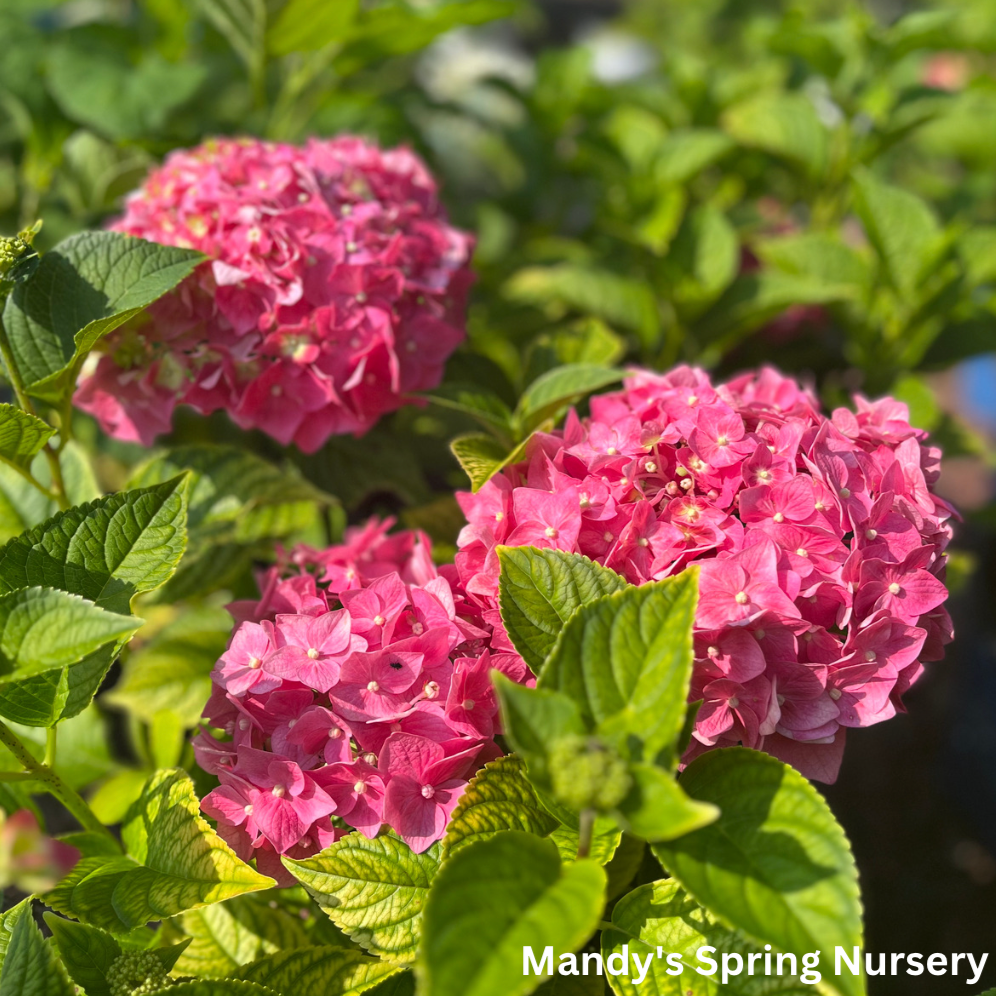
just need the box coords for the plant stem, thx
[0,719,115,842]
[576,808,595,860]
[45,727,56,768]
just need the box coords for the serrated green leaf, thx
[651,748,865,996]
[419,831,606,996]
[852,168,942,294]
[450,434,510,491]
[161,983,279,996]
[46,769,274,932]
[2,232,202,400]
[0,900,30,970]
[0,405,54,469]
[0,476,188,613]
[422,385,514,437]
[504,265,661,348]
[106,605,231,726]
[0,902,73,996]
[238,945,401,996]
[601,880,812,995]
[538,570,699,764]
[128,445,329,549]
[723,92,828,177]
[513,364,622,436]
[442,754,559,860]
[497,547,627,672]
[44,914,121,996]
[283,832,438,964]
[547,819,621,865]
[268,0,359,54]
[493,675,587,792]
[169,896,310,979]
[0,585,139,679]
[614,761,719,843]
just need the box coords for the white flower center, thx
[248,656,262,669]
[424,681,440,699]
[888,583,901,595]
[544,526,558,539]
[864,650,876,662]
[244,804,253,815]
[328,726,342,739]
[773,512,784,523]
[272,785,286,798]
[354,781,367,794]
[367,681,380,692]
[307,648,319,659]
[421,785,435,799]
[734,591,749,605]
[727,696,739,708]
[462,698,475,711]
[829,688,842,700]
[374,614,386,626]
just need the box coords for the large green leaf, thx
[538,571,699,764]
[654,129,735,184]
[45,915,122,996]
[852,168,942,294]
[723,92,828,177]
[513,364,622,437]
[504,265,661,348]
[493,675,587,793]
[651,749,865,996]
[450,434,514,492]
[238,946,401,996]
[601,880,811,995]
[162,984,279,996]
[442,754,559,860]
[497,547,627,673]
[2,232,202,400]
[0,585,139,679]
[128,445,329,549]
[0,900,30,971]
[0,902,73,996]
[168,896,310,979]
[105,605,232,727]
[0,405,54,469]
[614,762,718,843]
[418,831,606,996]
[46,769,274,932]
[268,0,359,53]
[0,476,189,613]
[284,832,438,964]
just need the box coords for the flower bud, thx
[548,734,632,813]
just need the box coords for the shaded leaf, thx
[238,945,401,996]
[0,405,54,469]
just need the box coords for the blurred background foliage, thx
[3,1,996,990]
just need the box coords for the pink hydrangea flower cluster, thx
[197,519,528,874]
[455,366,956,783]
[75,136,473,451]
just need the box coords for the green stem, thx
[0,451,60,504]
[0,720,115,842]
[45,727,56,768]
[576,808,596,860]
[42,443,70,509]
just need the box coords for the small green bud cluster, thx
[107,950,172,996]
[549,733,632,812]
[0,222,40,284]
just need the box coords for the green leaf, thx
[128,445,329,549]
[651,749,865,996]
[601,880,812,995]
[45,43,205,142]
[45,914,121,996]
[283,832,439,964]
[654,129,735,184]
[422,385,514,437]
[46,769,274,932]
[497,547,627,673]
[269,0,359,54]
[959,226,996,286]
[0,476,189,613]
[0,900,30,971]
[504,265,661,348]
[162,984,279,996]
[450,434,511,492]
[238,946,402,996]
[0,405,54,469]
[442,754,559,860]
[852,168,942,294]
[0,902,73,996]
[614,761,719,843]
[723,92,828,177]
[105,605,231,727]
[198,0,267,81]
[664,205,739,310]
[169,896,310,978]
[493,675,587,793]
[538,571,699,764]
[547,819,621,865]
[0,586,139,679]
[2,232,202,400]
[418,831,606,996]
[755,232,870,292]
[514,364,622,437]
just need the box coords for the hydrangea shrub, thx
[455,366,954,782]
[75,137,474,450]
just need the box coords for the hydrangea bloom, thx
[454,366,955,783]
[75,137,473,451]
[198,519,525,874]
